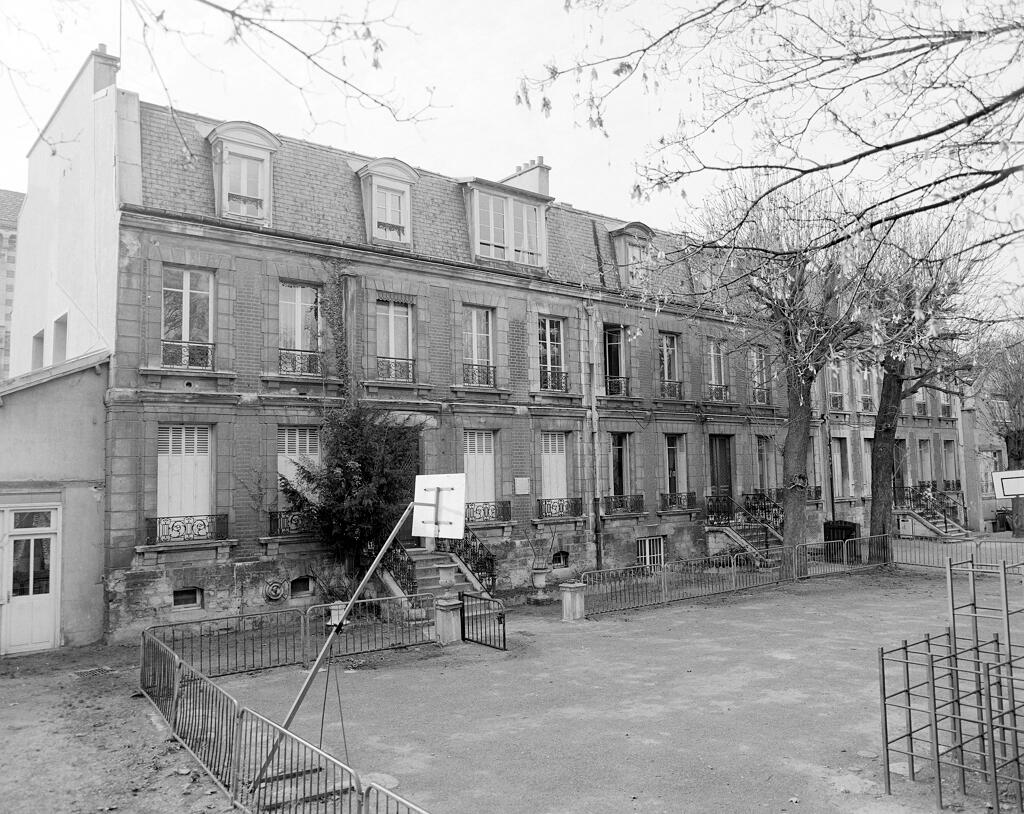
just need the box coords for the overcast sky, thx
[0,0,697,230]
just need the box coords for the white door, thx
[158,426,212,516]
[1,534,59,654]
[464,430,495,503]
[540,432,568,499]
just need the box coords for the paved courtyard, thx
[218,568,1016,813]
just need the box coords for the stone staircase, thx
[404,548,481,598]
[898,507,971,541]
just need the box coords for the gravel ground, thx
[2,567,1018,813]
[219,568,1018,813]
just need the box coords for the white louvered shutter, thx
[540,432,568,499]
[277,427,321,506]
[157,425,212,516]
[463,430,495,502]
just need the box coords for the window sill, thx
[597,395,644,408]
[370,235,412,250]
[450,385,512,401]
[134,538,239,566]
[652,397,698,408]
[529,390,583,406]
[141,366,237,380]
[600,511,647,521]
[362,379,435,397]
[531,515,586,528]
[467,520,512,533]
[220,211,270,228]
[656,508,701,519]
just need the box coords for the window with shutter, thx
[277,427,321,507]
[540,431,568,499]
[157,425,212,517]
[463,430,496,502]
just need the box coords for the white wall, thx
[9,48,125,375]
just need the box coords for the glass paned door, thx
[2,535,58,654]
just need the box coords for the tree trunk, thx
[781,369,814,578]
[869,364,904,544]
[1007,430,1024,538]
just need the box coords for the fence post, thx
[660,564,668,604]
[300,608,309,669]
[435,595,463,645]
[730,555,738,591]
[168,656,183,733]
[229,707,244,804]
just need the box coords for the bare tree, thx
[524,1,1024,251]
[976,332,1024,536]
[685,180,880,566]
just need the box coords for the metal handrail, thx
[436,526,497,591]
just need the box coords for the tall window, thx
[374,185,406,240]
[477,193,507,260]
[277,427,321,508]
[603,325,627,395]
[463,307,494,386]
[914,370,928,414]
[464,430,496,503]
[539,317,566,391]
[756,436,773,492]
[513,201,541,265]
[227,153,264,218]
[665,434,686,495]
[831,437,851,497]
[376,300,413,380]
[540,431,568,499]
[939,386,953,417]
[279,284,320,374]
[610,433,629,495]
[943,440,958,488]
[859,363,875,411]
[659,333,680,398]
[163,268,213,368]
[750,346,770,404]
[157,425,212,519]
[918,439,933,485]
[828,362,845,410]
[706,339,728,400]
[863,438,874,493]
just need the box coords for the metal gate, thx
[459,591,506,651]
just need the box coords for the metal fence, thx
[306,594,437,658]
[582,536,892,615]
[140,628,436,813]
[149,609,306,678]
[892,537,1024,572]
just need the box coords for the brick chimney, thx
[91,43,120,92]
[500,156,550,196]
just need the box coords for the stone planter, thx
[531,567,549,590]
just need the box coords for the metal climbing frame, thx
[879,555,1024,810]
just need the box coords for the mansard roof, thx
[0,189,24,228]
[137,103,700,297]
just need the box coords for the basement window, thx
[551,551,569,568]
[172,587,203,609]
[290,576,313,597]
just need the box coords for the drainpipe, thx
[584,301,602,570]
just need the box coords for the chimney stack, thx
[501,155,550,197]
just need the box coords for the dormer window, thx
[357,158,419,247]
[204,121,282,226]
[610,222,656,287]
[468,185,548,267]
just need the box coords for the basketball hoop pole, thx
[252,499,415,788]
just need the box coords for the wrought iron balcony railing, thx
[539,367,569,392]
[660,491,697,511]
[536,497,584,518]
[705,383,730,402]
[463,363,495,387]
[860,395,875,412]
[943,479,962,492]
[268,509,316,536]
[828,392,845,411]
[466,501,512,523]
[806,485,823,501]
[659,379,683,399]
[940,404,953,418]
[605,376,630,396]
[162,340,215,370]
[918,480,938,490]
[751,387,771,405]
[377,356,415,381]
[704,495,735,525]
[145,514,228,545]
[279,348,322,376]
[601,494,645,515]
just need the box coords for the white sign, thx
[412,473,466,539]
[993,470,1024,499]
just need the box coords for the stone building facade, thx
[6,48,982,645]
[0,189,23,382]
